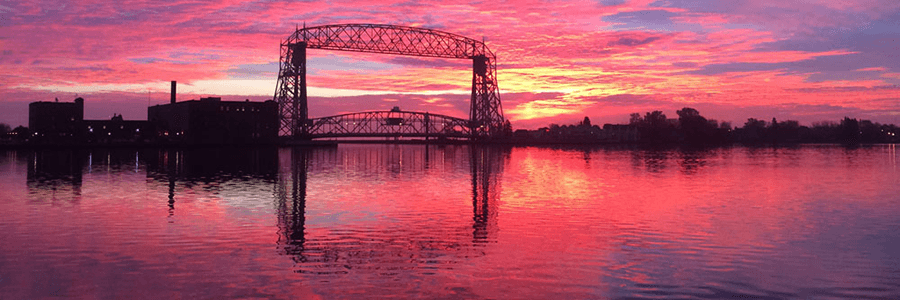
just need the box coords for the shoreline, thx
[1,139,895,150]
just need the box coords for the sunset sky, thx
[2,0,899,129]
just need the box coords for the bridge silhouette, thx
[274,24,506,141]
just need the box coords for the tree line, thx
[509,107,899,145]
[629,108,898,145]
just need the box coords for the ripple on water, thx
[1,146,899,299]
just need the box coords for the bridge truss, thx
[308,110,471,139]
[274,24,505,140]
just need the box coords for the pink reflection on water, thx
[0,145,898,298]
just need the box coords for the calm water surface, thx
[1,144,898,299]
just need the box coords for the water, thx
[1,144,899,299]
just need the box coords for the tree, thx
[549,123,560,135]
[676,107,700,119]
[638,110,672,143]
[676,107,715,144]
[629,113,642,125]
[10,126,30,142]
[645,111,667,124]
[581,116,591,127]
[740,118,768,144]
[840,117,860,145]
[771,120,801,143]
[0,122,10,134]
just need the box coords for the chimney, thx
[170,81,176,104]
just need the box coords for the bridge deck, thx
[305,110,473,139]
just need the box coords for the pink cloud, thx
[2,0,899,129]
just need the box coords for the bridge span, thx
[307,109,471,139]
[274,24,505,141]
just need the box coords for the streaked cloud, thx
[1,0,899,128]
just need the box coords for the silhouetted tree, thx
[858,120,880,143]
[775,120,801,143]
[840,117,860,145]
[769,118,778,143]
[547,123,561,138]
[739,118,768,144]
[676,107,717,144]
[630,110,674,144]
[808,121,839,143]
[520,111,897,145]
[719,121,732,131]
[629,113,642,125]
[10,126,30,142]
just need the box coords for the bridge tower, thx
[274,24,505,140]
[274,39,309,138]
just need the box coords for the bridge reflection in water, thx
[11,146,900,298]
[19,145,508,278]
[276,145,508,274]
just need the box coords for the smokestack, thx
[170,81,176,104]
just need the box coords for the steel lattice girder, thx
[307,111,471,138]
[274,24,505,139]
[292,24,488,59]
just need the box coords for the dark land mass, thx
[3,106,898,148]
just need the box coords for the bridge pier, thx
[290,42,308,139]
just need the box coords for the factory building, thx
[84,114,154,144]
[26,81,278,145]
[147,81,278,145]
[28,97,84,142]
[28,97,154,144]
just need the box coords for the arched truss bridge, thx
[308,110,471,139]
[274,24,505,140]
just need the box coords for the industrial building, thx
[28,97,154,144]
[83,114,154,144]
[28,97,84,142]
[147,81,278,145]
[26,81,277,145]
